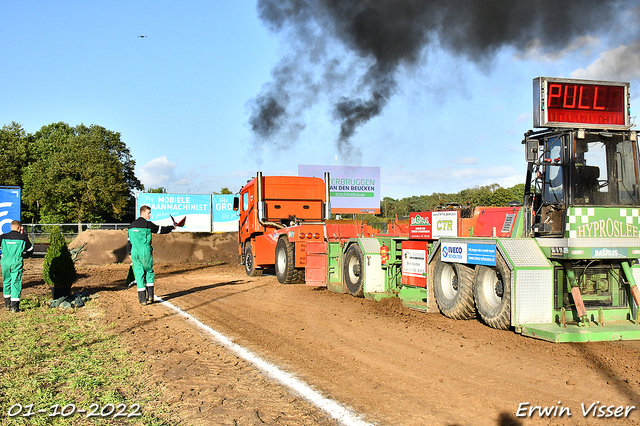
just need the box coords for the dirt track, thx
[17,231,640,425]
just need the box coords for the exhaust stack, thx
[324,171,331,220]
[257,171,264,221]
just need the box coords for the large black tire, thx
[433,257,476,320]
[473,255,511,330]
[244,241,263,277]
[294,268,306,284]
[343,244,364,297]
[275,236,298,284]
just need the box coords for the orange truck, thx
[234,172,378,284]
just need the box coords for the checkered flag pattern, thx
[566,208,640,238]
[620,208,640,224]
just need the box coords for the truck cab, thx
[523,128,640,237]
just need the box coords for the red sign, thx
[409,212,432,239]
[534,77,629,129]
[401,240,428,288]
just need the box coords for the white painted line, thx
[156,297,376,426]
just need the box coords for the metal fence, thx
[24,223,129,243]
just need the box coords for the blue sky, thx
[2,1,639,200]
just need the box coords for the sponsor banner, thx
[467,243,496,266]
[401,240,428,288]
[409,211,459,239]
[591,247,628,258]
[433,211,458,238]
[0,187,21,234]
[212,195,239,233]
[409,212,432,239]
[441,241,496,266]
[136,193,212,233]
[298,165,380,214]
[440,242,467,263]
[402,249,427,277]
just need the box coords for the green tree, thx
[0,122,32,187]
[490,187,514,206]
[213,187,233,195]
[508,183,525,204]
[145,187,167,193]
[43,226,77,288]
[23,122,142,223]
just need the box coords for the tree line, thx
[377,183,525,219]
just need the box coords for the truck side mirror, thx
[526,140,539,163]
[233,196,239,211]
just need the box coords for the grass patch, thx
[0,296,175,425]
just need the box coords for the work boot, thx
[4,297,9,311]
[146,285,154,304]
[138,290,147,306]
[10,300,20,313]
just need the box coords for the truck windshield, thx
[573,134,639,206]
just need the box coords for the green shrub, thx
[43,226,77,287]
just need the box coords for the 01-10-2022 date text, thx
[7,403,142,418]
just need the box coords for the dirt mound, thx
[69,230,239,266]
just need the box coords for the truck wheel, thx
[275,236,297,284]
[433,258,476,320]
[294,268,306,284]
[343,244,364,297]
[473,255,510,330]
[244,242,263,277]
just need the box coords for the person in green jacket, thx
[1,220,34,312]
[127,206,175,305]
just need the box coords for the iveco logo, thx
[443,246,462,258]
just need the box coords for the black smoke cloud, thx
[248,0,630,162]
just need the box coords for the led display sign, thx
[533,77,630,129]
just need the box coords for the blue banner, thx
[467,243,496,266]
[212,195,239,232]
[0,187,21,234]
[136,193,212,232]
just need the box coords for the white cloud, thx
[137,156,178,189]
[571,42,640,82]
[514,36,601,62]
[452,157,478,165]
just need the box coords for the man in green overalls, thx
[128,206,175,305]
[1,220,34,312]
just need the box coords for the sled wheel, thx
[244,241,262,277]
[474,255,511,330]
[433,257,476,320]
[343,244,364,297]
[275,236,297,284]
